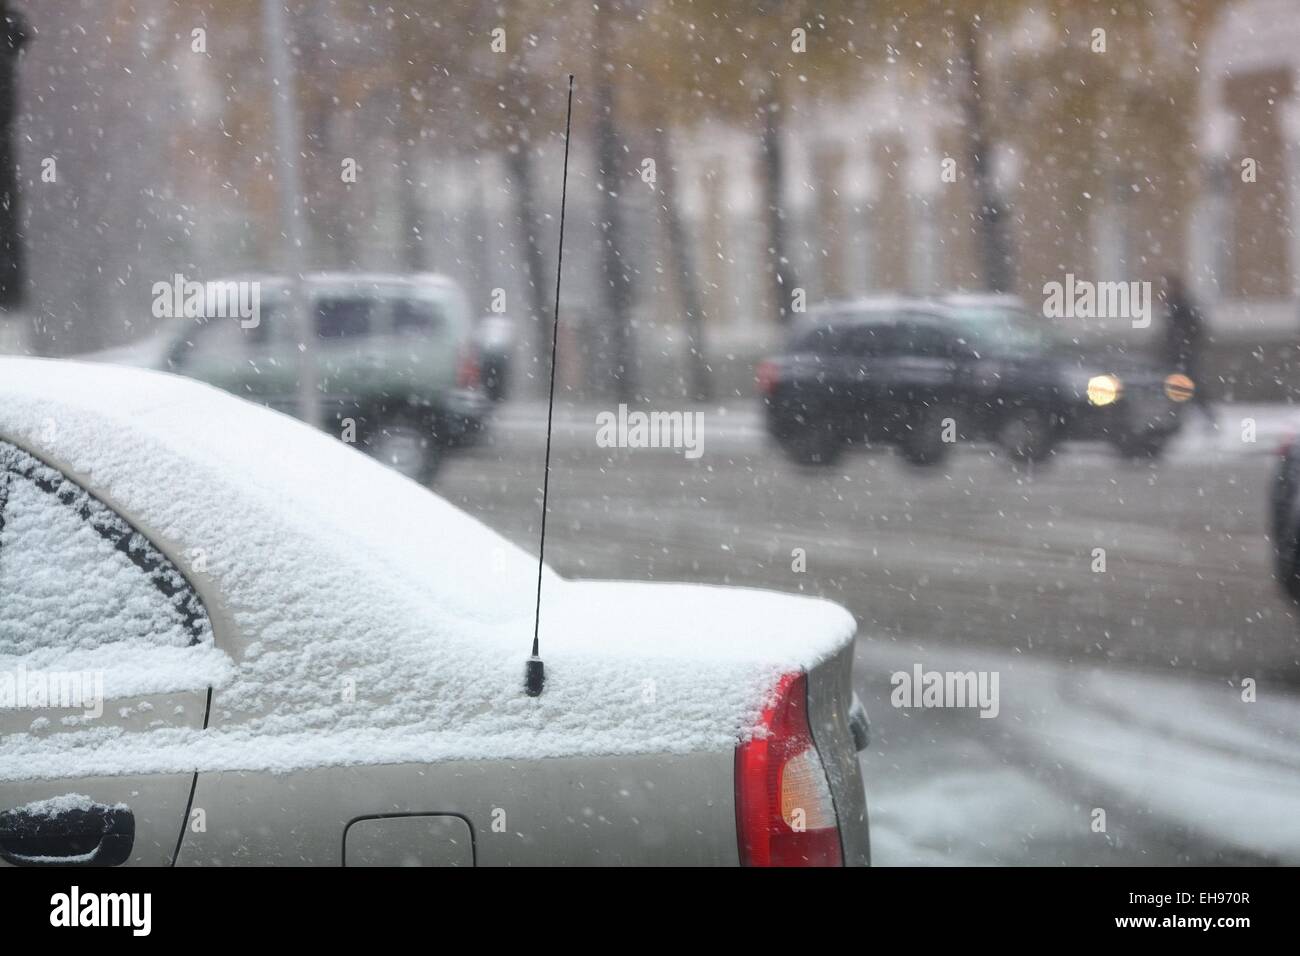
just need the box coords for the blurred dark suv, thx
[757,295,1194,467]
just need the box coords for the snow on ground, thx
[866,757,1083,866]
[1021,660,1300,860]
[855,641,1300,864]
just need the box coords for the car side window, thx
[0,441,211,657]
[316,296,373,340]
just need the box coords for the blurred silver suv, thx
[89,272,490,483]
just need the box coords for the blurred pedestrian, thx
[1161,274,1214,426]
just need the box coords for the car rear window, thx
[394,297,447,334]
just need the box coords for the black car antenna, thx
[525,74,574,698]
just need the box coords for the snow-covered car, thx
[0,357,869,866]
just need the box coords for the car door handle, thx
[0,803,135,867]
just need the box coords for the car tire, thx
[366,414,443,485]
[997,408,1057,463]
[899,404,955,467]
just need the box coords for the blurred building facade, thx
[10,0,1300,398]
[660,0,1300,343]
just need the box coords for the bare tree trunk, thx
[594,7,635,402]
[651,122,709,400]
[298,9,354,270]
[465,184,490,309]
[393,11,430,274]
[397,134,426,272]
[310,109,356,269]
[760,84,799,323]
[506,145,552,396]
[0,2,26,314]
[958,18,1013,293]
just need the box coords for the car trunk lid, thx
[543,580,867,865]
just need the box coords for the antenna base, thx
[524,656,546,697]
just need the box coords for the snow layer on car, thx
[13,793,127,817]
[0,358,855,781]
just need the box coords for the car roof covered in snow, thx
[0,357,854,779]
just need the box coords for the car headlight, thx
[1164,373,1195,402]
[1087,374,1123,406]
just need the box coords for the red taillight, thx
[756,359,779,397]
[736,672,843,867]
[457,347,481,390]
[1279,429,1296,458]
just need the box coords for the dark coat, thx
[1163,291,1204,372]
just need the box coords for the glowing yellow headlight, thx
[1164,373,1195,402]
[1087,374,1123,406]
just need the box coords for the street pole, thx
[261,0,320,428]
